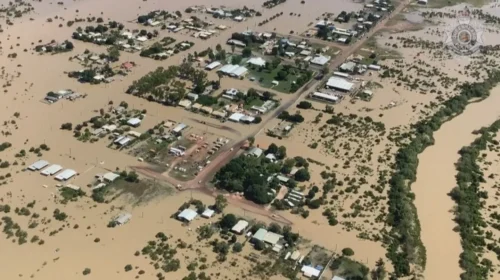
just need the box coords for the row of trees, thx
[450,119,500,279]
[385,70,500,277]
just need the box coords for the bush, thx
[125,264,133,272]
[233,242,243,252]
[342,247,354,256]
[254,240,265,251]
[297,101,312,109]
[82,268,91,275]
[61,123,73,130]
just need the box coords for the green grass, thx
[243,98,264,110]
[247,65,308,93]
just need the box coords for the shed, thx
[55,169,77,181]
[41,164,63,176]
[312,92,340,103]
[28,160,49,171]
[212,110,227,119]
[192,103,203,110]
[178,208,198,222]
[205,61,222,70]
[103,172,120,182]
[201,106,214,114]
[263,231,283,245]
[114,213,132,225]
[240,115,255,123]
[368,64,381,70]
[332,276,346,280]
[340,61,357,73]
[201,209,215,218]
[187,93,199,101]
[265,153,277,162]
[231,220,249,234]
[127,118,142,127]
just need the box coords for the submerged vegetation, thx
[450,119,500,279]
[386,70,500,276]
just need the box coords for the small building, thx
[417,0,428,4]
[192,103,203,111]
[310,55,331,66]
[212,110,227,119]
[41,164,63,176]
[177,208,198,222]
[234,16,244,22]
[252,228,283,246]
[229,112,245,122]
[128,131,142,138]
[247,57,267,67]
[311,92,340,103]
[219,64,240,75]
[172,123,188,135]
[103,172,120,183]
[231,220,249,234]
[178,99,193,108]
[339,61,357,73]
[332,276,346,280]
[201,106,214,114]
[333,71,350,78]
[114,213,132,225]
[247,147,263,157]
[127,118,142,127]
[205,61,222,71]
[265,153,277,162]
[55,169,77,181]
[240,115,255,123]
[326,77,354,92]
[368,64,381,71]
[227,39,246,47]
[301,265,321,278]
[201,209,215,218]
[28,160,49,171]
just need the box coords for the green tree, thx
[219,214,237,229]
[295,168,310,181]
[242,47,252,57]
[233,242,243,252]
[214,194,228,213]
[342,247,355,256]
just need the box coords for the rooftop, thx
[178,208,198,222]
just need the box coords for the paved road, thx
[134,0,411,222]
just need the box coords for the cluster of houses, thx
[92,172,121,191]
[28,160,78,182]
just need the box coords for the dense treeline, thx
[386,70,500,277]
[450,119,500,280]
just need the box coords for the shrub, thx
[342,247,355,256]
[296,101,312,109]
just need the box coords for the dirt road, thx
[135,0,411,224]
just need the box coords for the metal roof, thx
[326,77,354,92]
[41,164,63,176]
[103,172,120,182]
[178,208,198,221]
[231,220,249,233]
[28,160,49,171]
[55,169,77,181]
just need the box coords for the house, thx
[325,77,354,92]
[127,118,142,127]
[417,0,428,4]
[247,57,267,67]
[252,228,283,246]
[227,39,246,47]
[368,64,381,71]
[234,16,244,22]
[55,169,77,181]
[114,213,132,225]
[212,110,227,119]
[231,220,249,234]
[201,209,215,218]
[229,112,245,122]
[240,115,255,123]
[177,208,198,222]
[265,153,277,162]
[301,265,321,278]
[223,88,241,100]
[128,131,141,138]
[103,172,120,183]
[247,147,263,157]
[332,276,346,280]
[192,103,203,111]
[310,55,331,66]
[28,160,49,171]
[201,106,214,114]
[252,100,276,114]
[339,61,357,73]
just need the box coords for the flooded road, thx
[413,86,500,280]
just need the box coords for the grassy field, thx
[247,65,311,93]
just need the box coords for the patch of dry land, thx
[3,0,500,279]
